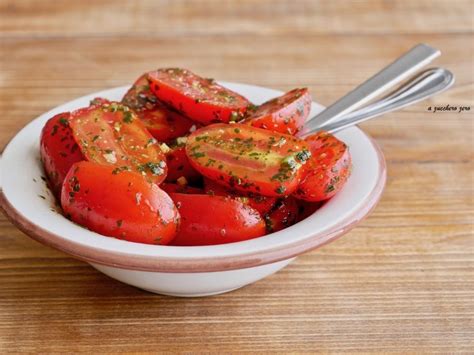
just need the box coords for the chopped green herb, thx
[229,111,240,122]
[190,152,205,158]
[123,111,134,123]
[295,149,311,162]
[275,186,287,194]
[205,158,216,167]
[59,117,69,126]
[145,138,157,148]
[112,166,131,175]
[325,184,335,193]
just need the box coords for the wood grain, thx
[0,0,473,353]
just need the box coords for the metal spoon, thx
[303,43,440,134]
[300,67,454,136]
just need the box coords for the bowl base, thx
[90,257,296,297]
[141,286,243,297]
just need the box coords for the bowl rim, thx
[0,84,386,273]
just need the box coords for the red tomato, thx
[203,178,276,216]
[61,161,179,245]
[138,108,196,143]
[122,74,196,143]
[296,200,323,222]
[161,183,203,194]
[121,74,157,111]
[264,197,299,233]
[89,97,111,106]
[40,112,85,197]
[165,145,201,183]
[245,88,312,135]
[185,123,311,197]
[294,131,351,202]
[148,68,250,125]
[69,103,168,184]
[169,193,266,246]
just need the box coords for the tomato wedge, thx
[169,193,266,246]
[40,112,85,197]
[121,74,158,111]
[69,102,168,184]
[148,68,250,125]
[161,183,203,195]
[165,145,201,184]
[122,74,195,143]
[245,88,312,135]
[61,161,179,245]
[204,178,276,216]
[294,131,351,202]
[296,200,323,222]
[89,97,111,107]
[264,197,299,233]
[138,108,196,143]
[185,123,311,197]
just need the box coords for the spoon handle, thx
[302,67,454,136]
[303,43,440,133]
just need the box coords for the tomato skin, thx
[148,68,250,125]
[61,161,179,245]
[296,200,323,222]
[294,131,351,202]
[245,88,312,135]
[264,197,299,233]
[186,123,311,197]
[169,193,266,246]
[165,145,201,183]
[204,178,276,216]
[69,103,168,184]
[40,112,85,197]
[122,74,196,143]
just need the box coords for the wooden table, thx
[1,1,473,352]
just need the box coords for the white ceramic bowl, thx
[0,83,386,297]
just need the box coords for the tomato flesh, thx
[204,178,276,216]
[294,131,351,202]
[69,103,168,184]
[148,68,250,125]
[169,193,266,246]
[61,161,179,245]
[186,123,311,197]
[245,88,311,135]
[122,74,195,143]
[40,112,85,197]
